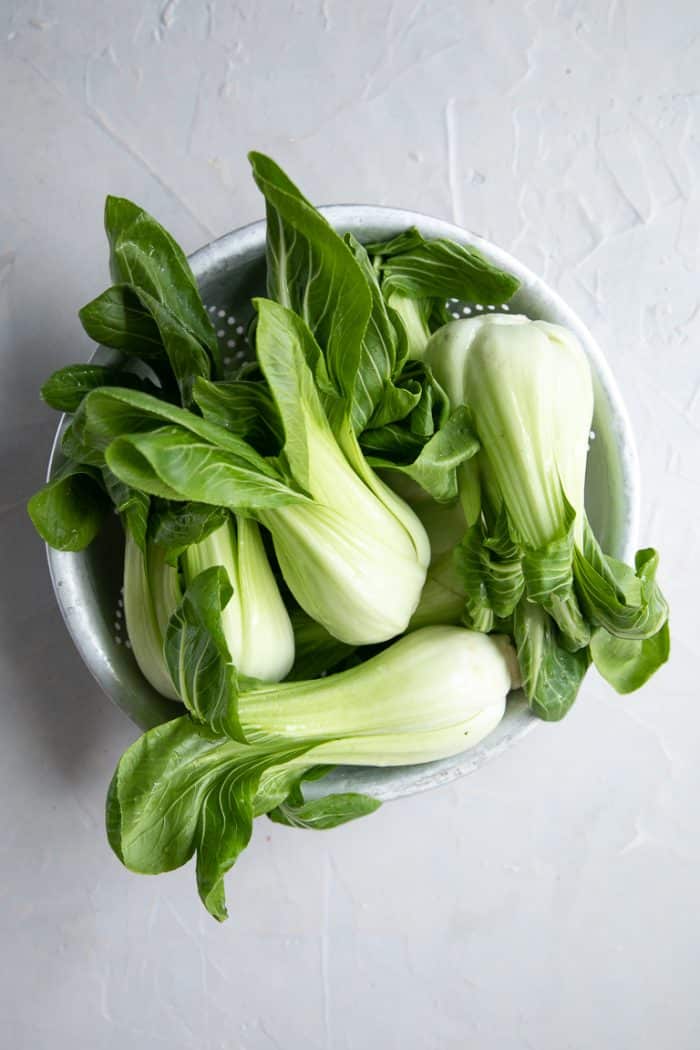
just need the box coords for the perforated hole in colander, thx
[204,302,254,374]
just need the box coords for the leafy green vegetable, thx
[343,233,418,429]
[164,565,244,737]
[106,426,306,510]
[439,316,591,549]
[268,772,381,829]
[402,361,451,438]
[82,284,211,407]
[106,715,316,921]
[149,500,229,564]
[123,531,182,701]
[94,365,428,646]
[573,523,668,641]
[102,468,150,551]
[240,626,511,759]
[64,386,284,476]
[181,518,294,682]
[357,357,465,505]
[454,523,495,633]
[108,622,513,917]
[128,287,213,407]
[193,376,283,454]
[27,152,670,925]
[364,226,519,362]
[513,600,590,721]
[365,228,426,258]
[426,312,670,712]
[589,621,670,694]
[249,152,374,430]
[253,297,430,644]
[41,363,158,414]
[79,286,164,359]
[27,460,109,551]
[366,226,520,304]
[104,195,221,376]
[385,293,433,360]
[78,197,223,407]
[362,358,449,442]
[366,405,480,503]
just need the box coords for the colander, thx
[45,206,640,802]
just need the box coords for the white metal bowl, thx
[46,206,640,802]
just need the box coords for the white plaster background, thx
[0,1,697,1047]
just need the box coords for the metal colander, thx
[46,206,640,802]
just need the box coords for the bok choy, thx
[28,149,669,920]
[109,564,516,919]
[425,313,669,718]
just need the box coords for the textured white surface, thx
[0,2,697,1047]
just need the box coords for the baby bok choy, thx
[425,313,670,719]
[27,148,671,923]
[123,512,294,694]
[123,531,182,701]
[252,299,431,644]
[107,565,516,920]
[182,517,294,682]
[102,301,431,645]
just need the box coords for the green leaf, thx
[361,360,449,448]
[343,233,417,431]
[368,226,520,304]
[286,609,357,681]
[520,497,590,650]
[106,714,316,921]
[40,363,158,414]
[365,228,425,257]
[268,771,381,829]
[64,386,278,473]
[367,406,480,503]
[574,520,669,640]
[363,379,422,432]
[164,566,245,739]
[454,524,494,633]
[105,426,307,512]
[520,506,576,603]
[360,423,425,461]
[103,434,184,500]
[513,601,590,721]
[130,287,212,407]
[544,592,591,652]
[253,297,338,491]
[27,461,109,551]
[193,376,284,454]
[453,509,524,624]
[122,532,182,700]
[483,557,525,620]
[482,505,519,559]
[249,152,373,427]
[82,284,212,407]
[102,467,150,551]
[149,500,229,564]
[386,293,433,360]
[406,362,450,438]
[79,285,164,358]
[590,620,670,694]
[104,195,221,375]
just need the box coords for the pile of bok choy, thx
[28,153,669,919]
